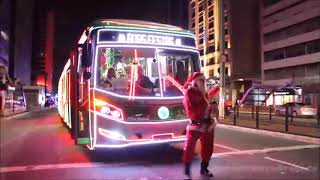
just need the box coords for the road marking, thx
[215,144,241,152]
[264,157,309,171]
[0,162,136,173]
[212,144,320,157]
[1,144,318,173]
[211,144,317,171]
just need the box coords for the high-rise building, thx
[189,0,261,104]
[260,0,320,105]
[189,0,231,80]
[0,0,10,69]
[32,1,54,94]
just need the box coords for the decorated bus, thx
[58,19,201,149]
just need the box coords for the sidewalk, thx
[221,115,320,138]
[0,107,53,119]
[0,106,27,117]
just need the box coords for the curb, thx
[1,107,54,121]
[217,123,320,145]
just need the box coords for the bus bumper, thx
[92,112,189,148]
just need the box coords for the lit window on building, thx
[199,15,203,23]
[209,69,214,77]
[224,28,228,35]
[209,34,214,41]
[191,1,195,8]
[208,45,215,53]
[209,10,214,17]
[200,49,204,56]
[209,21,214,29]
[199,2,203,12]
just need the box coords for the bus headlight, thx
[101,106,111,114]
[94,99,124,121]
[111,110,121,118]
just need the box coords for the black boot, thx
[184,163,191,179]
[200,161,213,177]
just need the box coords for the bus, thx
[58,19,201,149]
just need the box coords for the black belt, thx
[191,121,201,125]
[191,118,211,125]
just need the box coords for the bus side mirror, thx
[83,71,91,80]
[80,43,92,68]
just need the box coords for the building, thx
[32,1,54,94]
[6,0,54,94]
[0,0,10,69]
[260,0,320,106]
[189,0,261,104]
[189,0,230,80]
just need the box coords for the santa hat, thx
[183,72,204,89]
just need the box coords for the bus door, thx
[76,46,91,145]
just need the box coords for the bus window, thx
[96,47,199,97]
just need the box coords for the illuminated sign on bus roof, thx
[97,30,197,49]
[118,33,181,46]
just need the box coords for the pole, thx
[256,89,259,129]
[285,107,289,132]
[44,73,47,97]
[269,105,272,120]
[217,0,226,120]
[252,105,254,119]
[290,106,293,122]
[237,105,239,117]
[233,106,236,125]
[318,94,320,126]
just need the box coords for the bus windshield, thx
[97,47,200,97]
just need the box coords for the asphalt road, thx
[1,108,319,180]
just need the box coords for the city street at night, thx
[1,108,319,180]
[1,0,320,180]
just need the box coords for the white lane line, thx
[215,144,241,152]
[264,157,309,171]
[212,144,320,157]
[211,144,318,171]
[1,144,318,173]
[0,162,135,173]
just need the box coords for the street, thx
[1,108,319,180]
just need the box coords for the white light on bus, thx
[111,110,121,118]
[94,99,124,121]
[100,106,111,114]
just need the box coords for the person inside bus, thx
[135,66,154,95]
[102,67,116,88]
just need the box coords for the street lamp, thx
[44,72,47,96]
[216,0,226,119]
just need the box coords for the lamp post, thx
[217,0,226,120]
[44,72,47,96]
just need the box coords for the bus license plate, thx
[152,134,173,140]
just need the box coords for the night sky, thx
[49,0,188,92]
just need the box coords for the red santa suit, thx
[182,72,219,177]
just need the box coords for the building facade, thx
[189,0,261,104]
[260,0,320,106]
[32,2,54,94]
[0,0,10,69]
[189,0,231,81]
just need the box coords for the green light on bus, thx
[158,106,169,120]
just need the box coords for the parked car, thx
[274,102,317,117]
